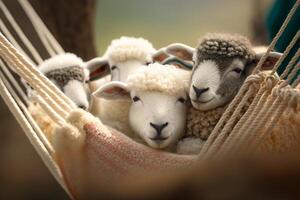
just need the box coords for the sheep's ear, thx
[152,47,170,63]
[85,57,110,81]
[162,56,193,70]
[253,51,282,70]
[165,43,195,61]
[93,81,130,100]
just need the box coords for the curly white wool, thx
[127,63,191,96]
[96,64,191,138]
[104,36,156,63]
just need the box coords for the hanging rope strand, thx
[17,0,65,54]
[0,1,43,64]
[0,59,29,104]
[0,19,34,65]
[253,0,299,73]
[280,48,300,79]
[0,67,55,153]
[271,31,300,74]
[17,0,56,57]
[0,76,69,194]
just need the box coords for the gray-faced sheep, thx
[164,33,282,154]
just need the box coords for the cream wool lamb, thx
[89,36,159,115]
[93,63,191,150]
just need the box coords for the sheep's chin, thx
[144,135,174,149]
[192,96,226,111]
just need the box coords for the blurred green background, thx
[95,0,270,54]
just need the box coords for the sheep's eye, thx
[178,97,186,103]
[111,66,117,70]
[145,61,152,66]
[233,68,242,74]
[132,96,140,102]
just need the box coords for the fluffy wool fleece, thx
[127,63,191,96]
[39,53,89,77]
[197,33,255,60]
[104,36,156,63]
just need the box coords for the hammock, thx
[0,0,299,199]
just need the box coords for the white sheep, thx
[89,36,172,116]
[93,63,191,150]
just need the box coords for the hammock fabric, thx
[0,0,299,199]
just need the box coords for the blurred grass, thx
[95,0,253,54]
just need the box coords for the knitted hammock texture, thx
[0,0,299,199]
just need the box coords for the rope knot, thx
[265,75,279,91]
[245,72,266,90]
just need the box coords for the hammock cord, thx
[271,30,299,75]
[0,59,29,104]
[17,0,65,56]
[0,19,34,65]
[253,0,299,74]
[281,47,300,79]
[0,33,76,112]
[0,75,69,194]
[0,40,70,119]
[0,63,54,153]
[0,0,43,64]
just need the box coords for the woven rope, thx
[202,86,255,157]
[250,86,299,150]
[198,74,265,157]
[219,76,279,152]
[0,1,43,64]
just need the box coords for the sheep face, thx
[190,56,251,110]
[129,90,187,149]
[162,36,281,111]
[35,53,111,110]
[93,81,188,150]
[45,66,91,110]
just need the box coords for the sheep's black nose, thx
[193,85,209,98]
[78,105,87,110]
[150,122,169,135]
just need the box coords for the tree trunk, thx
[30,0,97,60]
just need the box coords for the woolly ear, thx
[165,43,195,61]
[93,81,130,100]
[162,56,193,70]
[85,57,110,81]
[253,51,282,70]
